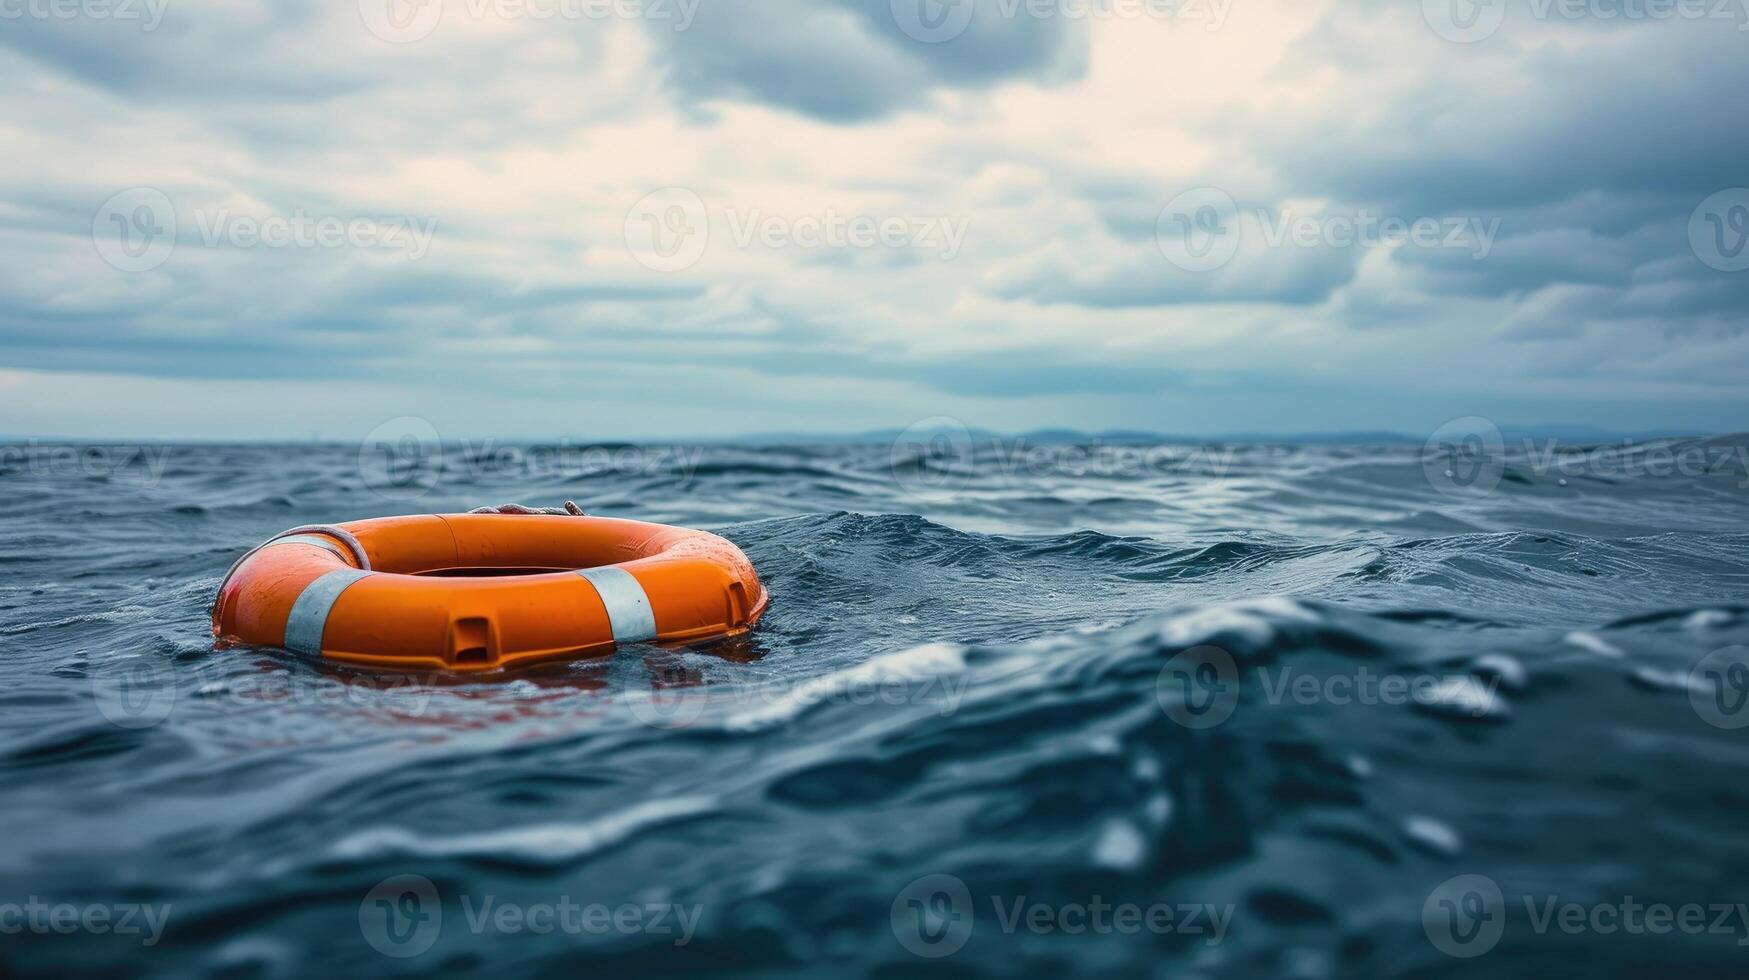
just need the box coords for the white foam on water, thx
[1564,631,1624,658]
[1092,819,1147,871]
[1156,596,1320,650]
[328,795,718,863]
[1415,676,1510,721]
[1684,609,1732,631]
[1471,653,1527,690]
[1403,816,1462,856]
[1629,666,1709,696]
[723,642,968,733]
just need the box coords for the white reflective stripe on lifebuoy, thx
[283,568,373,655]
[576,567,658,644]
[266,534,349,562]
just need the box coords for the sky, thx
[1,0,1746,440]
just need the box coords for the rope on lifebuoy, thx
[468,501,586,516]
[211,523,374,614]
[213,506,582,613]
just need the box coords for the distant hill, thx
[708,425,1720,447]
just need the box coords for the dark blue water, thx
[3,436,1749,977]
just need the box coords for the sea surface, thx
[3,435,1748,977]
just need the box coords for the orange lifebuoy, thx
[211,513,767,672]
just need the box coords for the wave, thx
[5,441,1749,975]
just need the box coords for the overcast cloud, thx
[1,0,1745,438]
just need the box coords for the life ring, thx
[211,512,767,671]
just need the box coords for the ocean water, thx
[3,436,1749,977]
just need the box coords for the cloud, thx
[0,0,1745,437]
[1260,11,1749,215]
[648,0,1084,121]
[982,208,1366,307]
